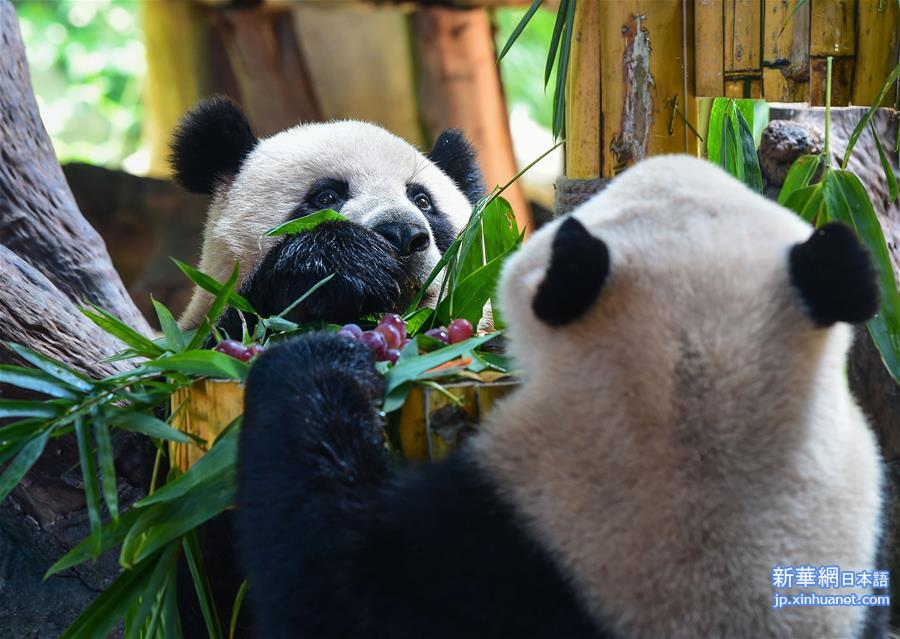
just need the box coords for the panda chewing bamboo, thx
[236,155,887,639]
[170,96,484,334]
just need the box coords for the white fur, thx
[474,155,883,638]
[180,121,473,327]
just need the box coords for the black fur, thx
[236,334,608,639]
[427,129,485,205]
[170,96,258,194]
[789,222,879,327]
[533,217,610,327]
[216,221,410,339]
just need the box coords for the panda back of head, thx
[474,155,883,638]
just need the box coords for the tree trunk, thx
[0,2,155,635]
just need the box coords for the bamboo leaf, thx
[228,580,250,639]
[82,305,163,358]
[871,123,899,204]
[172,259,256,315]
[136,420,239,508]
[45,508,141,578]
[550,0,576,139]
[262,209,348,237]
[161,565,184,639]
[842,62,900,169]
[778,154,823,205]
[497,0,542,62]
[110,410,192,444]
[93,409,119,525]
[188,262,241,351]
[383,333,500,412]
[3,342,93,391]
[120,470,235,567]
[276,273,335,319]
[74,417,103,558]
[0,365,79,399]
[183,530,225,639]
[0,430,49,502]
[153,298,186,353]
[125,545,179,639]
[435,243,520,326]
[59,552,160,639]
[733,107,763,192]
[143,351,250,382]
[784,183,825,224]
[0,399,65,419]
[822,170,900,382]
[544,0,567,87]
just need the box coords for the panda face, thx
[172,98,483,327]
[212,121,470,298]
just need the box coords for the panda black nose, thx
[373,221,430,256]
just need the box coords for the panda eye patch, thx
[316,190,339,208]
[296,179,349,217]
[407,184,433,211]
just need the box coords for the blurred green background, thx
[14,0,556,175]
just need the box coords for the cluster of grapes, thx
[214,314,475,365]
[338,314,474,364]
[213,339,265,362]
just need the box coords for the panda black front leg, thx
[236,333,391,635]
[216,221,411,339]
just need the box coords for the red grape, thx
[425,327,450,344]
[375,323,404,350]
[447,318,474,344]
[378,313,406,334]
[338,323,363,339]
[214,339,251,361]
[246,343,265,359]
[385,348,400,364]
[359,330,388,359]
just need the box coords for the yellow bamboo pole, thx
[564,0,601,179]
[810,0,856,105]
[724,0,762,97]
[694,0,724,97]
[762,0,810,103]
[853,0,900,106]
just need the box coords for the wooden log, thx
[762,0,810,103]
[291,2,426,146]
[211,5,322,138]
[0,3,156,634]
[0,3,151,339]
[410,6,532,232]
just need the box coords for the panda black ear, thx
[789,222,879,326]
[427,129,485,205]
[170,96,258,194]
[532,217,610,327]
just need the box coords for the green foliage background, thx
[13,0,144,168]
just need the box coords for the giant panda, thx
[169,97,484,332]
[235,154,887,638]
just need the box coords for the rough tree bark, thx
[0,2,155,636]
